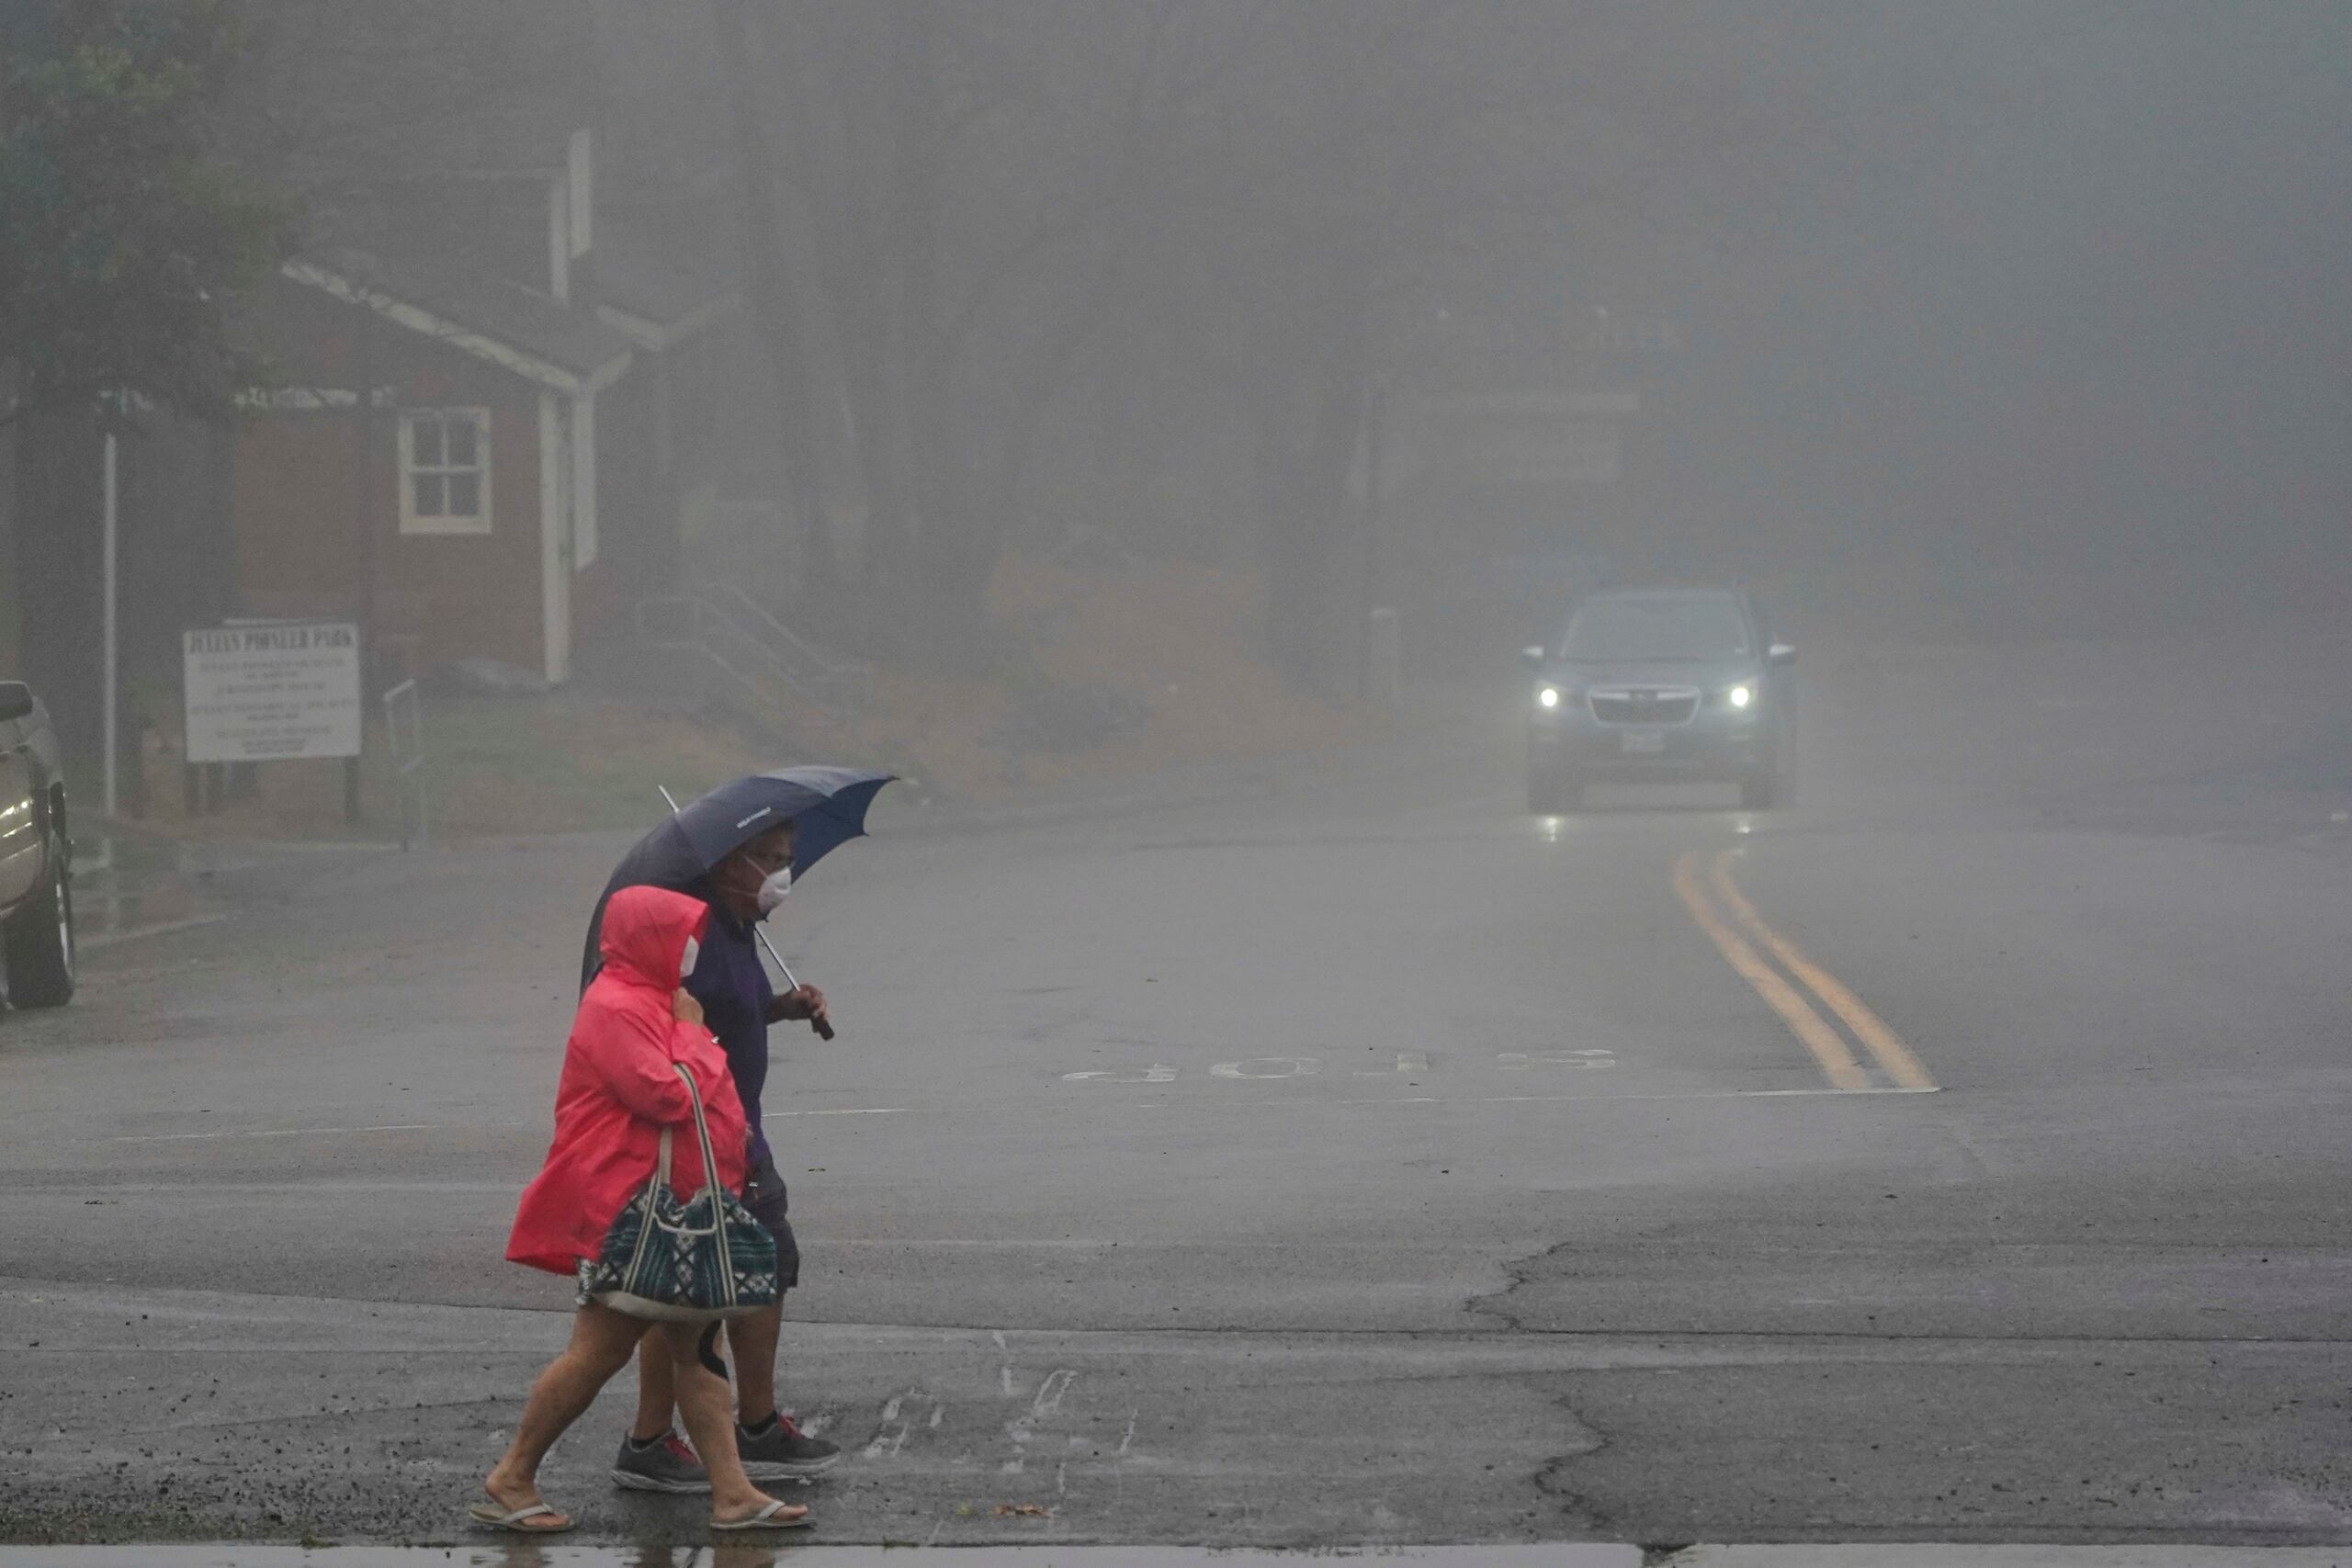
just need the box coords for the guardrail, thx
[382,679,427,850]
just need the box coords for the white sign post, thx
[183,622,363,763]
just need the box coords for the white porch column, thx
[538,391,571,683]
[571,389,597,570]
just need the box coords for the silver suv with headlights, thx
[1521,586,1794,812]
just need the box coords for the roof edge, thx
[281,260,633,395]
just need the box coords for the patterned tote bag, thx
[584,1063,778,1322]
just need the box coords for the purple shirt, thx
[684,897,777,1166]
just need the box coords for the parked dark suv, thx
[0,681,74,1007]
[1522,586,1795,812]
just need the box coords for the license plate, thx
[1620,729,1667,754]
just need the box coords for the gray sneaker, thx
[611,1430,712,1494]
[736,1414,841,1481]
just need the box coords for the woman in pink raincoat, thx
[472,885,807,1535]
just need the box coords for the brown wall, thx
[379,400,546,678]
[232,399,545,681]
[228,270,565,682]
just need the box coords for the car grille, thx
[1588,686,1701,725]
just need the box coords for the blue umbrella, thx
[582,767,895,1039]
[667,765,895,882]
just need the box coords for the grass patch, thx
[110,556,1368,840]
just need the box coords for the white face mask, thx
[679,935,701,980]
[755,864,793,914]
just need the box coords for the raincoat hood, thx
[597,885,709,990]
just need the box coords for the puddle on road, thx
[0,1546,1642,1568]
[3,1545,2337,1567]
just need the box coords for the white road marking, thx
[1356,1051,1430,1076]
[1061,1065,1178,1082]
[92,1083,1929,1151]
[1323,1086,1938,1105]
[1031,1368,1078,1417]
[108,1122,460,1145]
[79,913,230,953]
[107,1107,910,1143]
[1003,1368,1078,1475]
[1212,1056,1323,1078]
[1498,1050,1616,1070]
[862,1390,916,1459]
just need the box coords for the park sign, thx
[183,621,362,763]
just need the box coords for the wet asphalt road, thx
[2,624,2349,1549]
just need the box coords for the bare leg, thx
[660,1321,807,1527]
[725,1300,784,1427]
[484,1301,647,1525]
[629,1327,676,1442]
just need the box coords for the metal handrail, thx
[635,592,865,717]
[695,602,817,704]
[706,581,861,685]
[381,678,427,850]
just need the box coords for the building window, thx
[400,408,492,534]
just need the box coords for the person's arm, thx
[579,990,708,1123]
[767,983,830,1028]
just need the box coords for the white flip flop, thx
[713,1499,813,1531]
[468,1498,576,1534]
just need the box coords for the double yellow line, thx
[1673,849,1937,1093]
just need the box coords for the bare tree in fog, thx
[709,0,1233,662]
[1091,2,1689,688]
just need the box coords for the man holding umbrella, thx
[579,768,892,1494]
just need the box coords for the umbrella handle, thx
[752,925,835,1042]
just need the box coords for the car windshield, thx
[1561,597,1751,661]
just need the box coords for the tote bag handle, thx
[635,1062,728,1239]
[670,1061,729,1208]
[670,1061,734,1293]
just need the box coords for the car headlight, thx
[1726,683,1755,710]
[1536,684,1563,710]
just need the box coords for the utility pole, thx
[101,414,119,826]
[346,300,377,826]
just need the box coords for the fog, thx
[7,5,2352,1548]
[6,0,2348,784]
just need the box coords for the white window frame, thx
[398,407,494,535]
